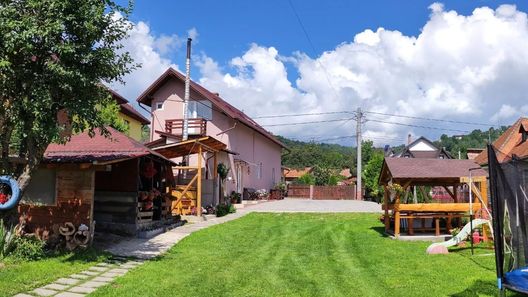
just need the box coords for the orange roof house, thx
[283,167,312,181]
[475,117,528,165]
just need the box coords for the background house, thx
[137,68,285,197]
[109,88,150,142]
[475,117,528,165]
[391,135,453,159]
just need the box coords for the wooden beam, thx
[397,202,482,212]
[443,186,457,202]
[384,185,390,232]
[197,145,202,216]
[460,176,487,183]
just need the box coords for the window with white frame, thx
[156,102,164,110]
[188,100,212,120]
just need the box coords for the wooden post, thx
[197,145,202,216]
[384,185,390,232]
[408,213,414,235]
[435,218,440,236]
[480,180,489,241]
[394,194,400,237]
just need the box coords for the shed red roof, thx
[136,68,285,148]
[44,127,170,163]
[382,158,487,180]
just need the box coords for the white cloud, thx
[108,14,197,109]
[196,4,528,145]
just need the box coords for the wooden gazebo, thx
[379,158,488,237]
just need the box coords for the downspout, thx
[216,121,237,136]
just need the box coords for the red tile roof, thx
[474,117,528,165]
[283,167,312,179]
[136,68,285,148]
[44,127,171,163]
[382,158,487,180]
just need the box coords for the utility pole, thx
[182,38,192,141]
[356,107,363,200]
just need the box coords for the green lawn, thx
[0,248,110,297]
[90,213,520,297]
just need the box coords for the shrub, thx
[296,173,315,185]
[216,203,237,217]
[12,236,46,261]
[0,219,16,259]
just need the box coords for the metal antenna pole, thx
[182,38,192,142]
[469,169,474,255]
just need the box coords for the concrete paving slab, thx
[55,292,85,297]
[55,278,81,285]
[78,281,108,288]
[44,283,69,291]
[32,288,57,296]
[68,286,96,294]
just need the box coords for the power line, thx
[287,0,342,101]
[367,118,471,133]
[261,117,355,127]
[253,111,353,119]
[363,110,492,127]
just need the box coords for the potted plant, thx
[387,183,404,202]
[229,191,241,204]
[271,182,287,199]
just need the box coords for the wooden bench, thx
[398,212,469,236]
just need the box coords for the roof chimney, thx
[213,92,219,96]
[407,133,412,145]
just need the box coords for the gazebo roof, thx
[379,158,487,185]
[149,136,230,159]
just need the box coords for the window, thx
[272,168,275,183]
[22,169,56,205]
[257,163,263,180]
[156,102,164,110]
[188,100,212,120]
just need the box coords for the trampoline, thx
[488,145,528,295]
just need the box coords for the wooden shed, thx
[378,158,489,237]
[18,127,175,239]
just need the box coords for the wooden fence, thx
[287,185,359,200]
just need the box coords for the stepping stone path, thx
[13,257,144,297]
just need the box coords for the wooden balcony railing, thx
[165,118,207,137]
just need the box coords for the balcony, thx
[164,118,207,138]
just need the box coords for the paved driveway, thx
[247,198,382,213]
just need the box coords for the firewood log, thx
[59,222,75,236]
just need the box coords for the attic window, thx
[156,102,163,110]
[523,127,528,143]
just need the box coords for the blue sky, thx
[125,0,526,71]
[114,1,528,146]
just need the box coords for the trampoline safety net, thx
[488,144,528,294]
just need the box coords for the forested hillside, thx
[434,126,509,158]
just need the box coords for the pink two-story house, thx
[137,68,285,200]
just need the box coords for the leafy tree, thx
[296,173,315,185]
[312,165,331,186]
[362,151,384,202]
[0,0,135,192]
[99,101,130,133]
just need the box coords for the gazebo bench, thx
[398,212,469,236]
